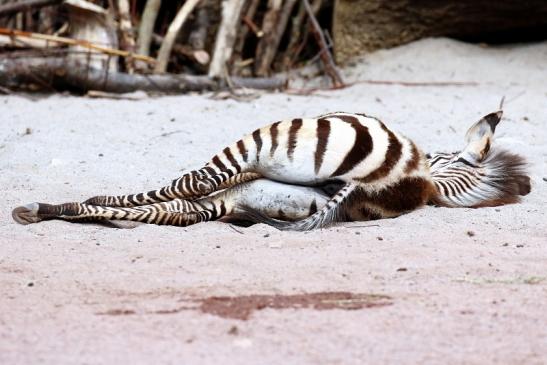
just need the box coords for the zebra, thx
[12,111,530,231]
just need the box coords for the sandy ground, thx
[1,38,546,364]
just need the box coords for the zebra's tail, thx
[238,183,356,231]
[431,149,531,208]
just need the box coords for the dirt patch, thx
[95,292,392,320]
[199,292,393,320]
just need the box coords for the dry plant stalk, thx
[0,28,156,64]
[302,0,343,87]
[136,0,161,56]
[208,0,246,78]
[254,0,297,77]
[0,0,62,16]
[154,0,201,73]
[116,0,136,72]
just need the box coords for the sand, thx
[1,38,546,364]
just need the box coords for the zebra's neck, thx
[428,150,530,208]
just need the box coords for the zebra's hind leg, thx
[84,171,262,208]
[11,198,227,227]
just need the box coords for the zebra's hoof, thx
[12,203,42,225]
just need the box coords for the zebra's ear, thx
[463,111,502,161]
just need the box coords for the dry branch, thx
[0,0,62,17]
[188,0,210,50]
[302,0,343,87]
[116,0,136,72]
[154,0,201,73]
[0,28,156,64]
[254,0,297,77]
[136,0,161,56]
[152,33,209,65]
[208,0,246,78]
[0,56,286,93]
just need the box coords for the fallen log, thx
[0,56,287,93]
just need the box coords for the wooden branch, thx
[154,0,201,74]
[188,0,210,50]
[253,0,281,76]
[254,0,297,77]
[283,0,321,69]
[0,28,156,64]
[116,0,136,72]
[208,0,246,78]
[136,0,161,56]
[0,0,62,17]
[0,56,287,93]
[302,0,343,87]
[152,33,210,65]
[231,0,260,75]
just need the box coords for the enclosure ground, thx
[1,38,546,364]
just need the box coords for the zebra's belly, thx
[234,179,329,219]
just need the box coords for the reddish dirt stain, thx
[95,292,392,320]
[199,291,393,320]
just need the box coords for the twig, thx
[208,0,246,78]
[229,224,244,234]
[188,0,210,50]
[116,0,137,73]
[241,15,263,38]
[302,0,343,87]
[0,27,156,64]
[154,0,201,73]
[152,33,210,65]
[136,0,161,56]
[254,0,297,77]
[234,0,261,56]
[0,85,13,94]
[0,0,62,17]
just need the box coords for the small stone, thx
[516,244,524,248]
[228,326,239,335]
[98,153,104,157]
[355,231,361,235]
[27,282,34,287]
[466,231,475,237]
[215,245,221,249]
[263,233,270,238]
[377,236,383,241]
[396,267,407,272]
[502,243,509,247]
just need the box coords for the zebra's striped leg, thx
[12,199,226,227]
[84,166,262,208]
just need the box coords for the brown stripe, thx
[270,121,280,157]
[236,140,248,163]
[404,141,420,173]
[252,129,262,162]
[331,115,373,177]
[287,118,303,161]
[223,147,241,173]
[358,122,402,183]
[314,118,330,174]
[211,155,227,171]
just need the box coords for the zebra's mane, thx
[429,149,531,208]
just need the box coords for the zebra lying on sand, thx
[12,111,530,231]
